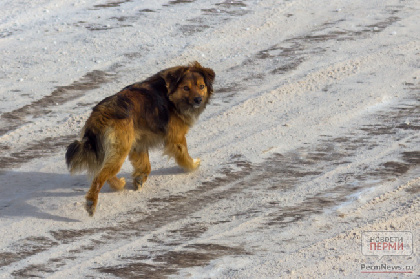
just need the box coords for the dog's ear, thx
[160,66,187,94]
[190,61,215,93]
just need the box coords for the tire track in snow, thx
[210,4,404,106]
[0,69,116,137]
[0,134,75,170]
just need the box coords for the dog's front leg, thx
[164,135,200,171]
[129,149,151,190]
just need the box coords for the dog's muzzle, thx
[193,97,202,108]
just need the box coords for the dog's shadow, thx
[151,166,186,176]
[0,171,88,222]
[0,166,187,222]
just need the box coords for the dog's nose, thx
[194,97,202,105]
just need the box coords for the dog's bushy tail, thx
[65,129,104,175]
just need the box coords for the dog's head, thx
[161,61,215,113]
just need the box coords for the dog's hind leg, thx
[85,123,134,216]
[85,155,127,216]
[129,149,151,190]
[107,176,126,191]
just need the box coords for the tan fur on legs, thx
[129,149,151,190]
[107,176,126,191]
[85,123,134,216]
[85,159,126,216]
[164,140,200,171]
[164,114,200,171]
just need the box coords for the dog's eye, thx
[199,85,205,90]
[183,86,190,91]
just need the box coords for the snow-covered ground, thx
[0,0,419,278]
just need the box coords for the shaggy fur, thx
[65,61,215,216]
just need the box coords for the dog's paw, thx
[108,177,126,191]
[192,158,201,169]
[133,174,148,191]
[85,199,96,217]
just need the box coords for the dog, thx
[65,61,215,216]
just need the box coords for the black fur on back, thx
[126,75,172,134]
[92,94,133,120]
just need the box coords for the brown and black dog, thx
[65,61,215,216]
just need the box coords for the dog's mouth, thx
[186,96,203,109]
